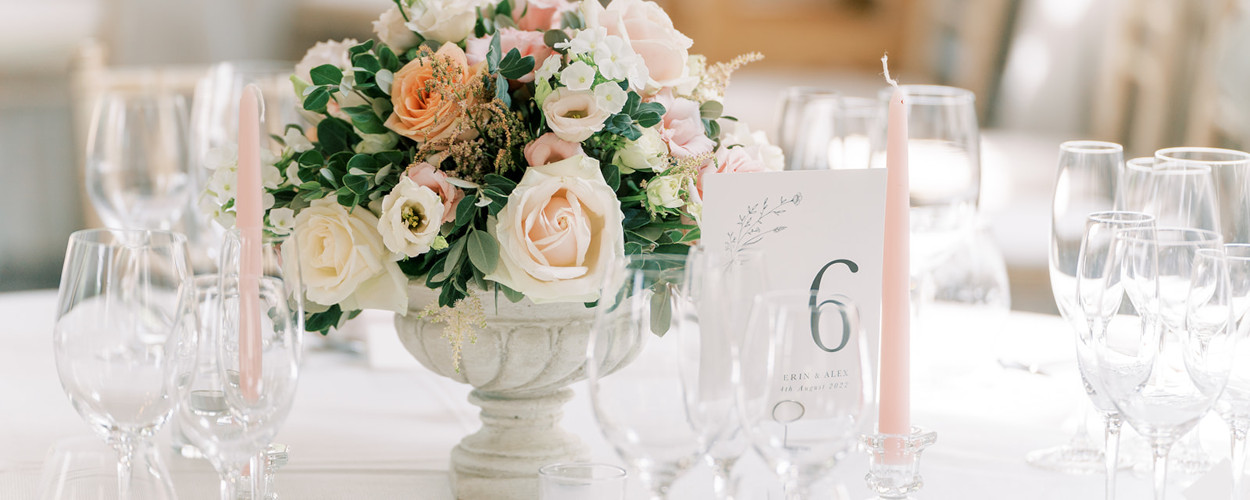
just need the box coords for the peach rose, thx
[697,146,768,195]
[524,132,585,166]
[586,0,694,88]
[542,87,612,142]
[466,29,554,83]
[384,43,478,144]
[405,162,464,224]
[512,0,569,31]
[654,89,714,158]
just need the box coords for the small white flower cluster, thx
[199,142,297,235]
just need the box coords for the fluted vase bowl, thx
[395,283,637,500]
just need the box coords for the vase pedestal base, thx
[447,388,589,500]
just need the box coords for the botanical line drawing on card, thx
[726,192,803,254]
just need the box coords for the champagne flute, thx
[1155,147,1250,243]
[53,229,196,499]
[685,245,770,499]
[176,231,303,500]
[1031,140,1122,473]
[85,90,192,230]
[1143,161,1222,235]
[1091,228,1232,500]
[1211,244,1250,496]
[1075,211,1156,500]
[1114,157,1155,212]
[738,290,872,500]
[587,254,705,500]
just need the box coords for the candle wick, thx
[881,53,899,88]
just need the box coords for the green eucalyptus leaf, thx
[303,86,331,112]
[309,64,343,86]
[699,100,724,120]
[466,230,500,274]
[344,174,369,195]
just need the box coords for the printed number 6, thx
[808,259,858,353]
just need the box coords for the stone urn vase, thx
[395,284,633,500]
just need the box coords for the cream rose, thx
[486,155,625,303]
[405,162,463,223]
[585,0,694,89]
[374,5,420,53]
[378,177,445,257]
[612,126,668,173]
[646,175,683,209]
[289,198,408,314]
[405,0,484,44]
[384,43,478,144]
[542,87,612,142]
[524,132,584,167]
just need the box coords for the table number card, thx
[702,169,886,420]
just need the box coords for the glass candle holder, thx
[860,426,937,499]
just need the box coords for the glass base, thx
[860,426,937,499]
[1025,443,1105,475]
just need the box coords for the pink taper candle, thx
[237,85,264,403]
[879,55,910,459]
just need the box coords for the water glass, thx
[1155,147,1250,243]
[538,463,628,500]
[54,229,196,499]
[776,87,839,170]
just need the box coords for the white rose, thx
[542,87,612,142]
[719,120,784,171]
[405,0,484,44]
[355,131,400,154]
[612,126,668,173]
[289,198,409,314]
[486,155,625,303]
[373,5,420,53]
[646,175,684,209]
[377,177,446,257]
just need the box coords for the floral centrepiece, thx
[202,0,782,360]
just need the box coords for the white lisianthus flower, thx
[646,174,684,209]
[486,155,625,303]
[267,207,296,235]
[373,4,420,53]
[283,128,313,153]
[377,177,446,257]
[288,198,409,314]
[535,54,563,82]
[613,126,668,173]
[593,83,627,114]
[405,0,484,44]
[559,61,596,92]
[355,131,400,154]
[542,87,612,142]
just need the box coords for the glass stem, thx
[1232,421,1249,500]
[1103,414,1122,500]
[219,460,250,500]
[250,452,265,500]
[1151,441,1172,500]
[113,432,135,500]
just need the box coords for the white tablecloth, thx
[0,290,1226,499]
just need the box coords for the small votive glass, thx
[538,462,627,500]
[860,426,937,499]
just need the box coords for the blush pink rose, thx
[466,28,555,82]
[405,162,464,224]
[524,132,585,166]
[589,0,693,87]
[696,145,769,195]
[512,0,569,31]
[654,90,714,158]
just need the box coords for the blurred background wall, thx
[1,0,1247,314]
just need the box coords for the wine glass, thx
[1031,140,1122,473]
[1075,211,1156,500]
[685,245,770,499]
[830,96,878,170]
[53,229,196,499]
[176,230,303,500]
[1142,161,1222,235]
[777,87,840,170]
[85,90,193,230]
[738,290,872,500]
[1156,147,1250,243]
[587,254,705,500]
[1091,227,1232,500]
